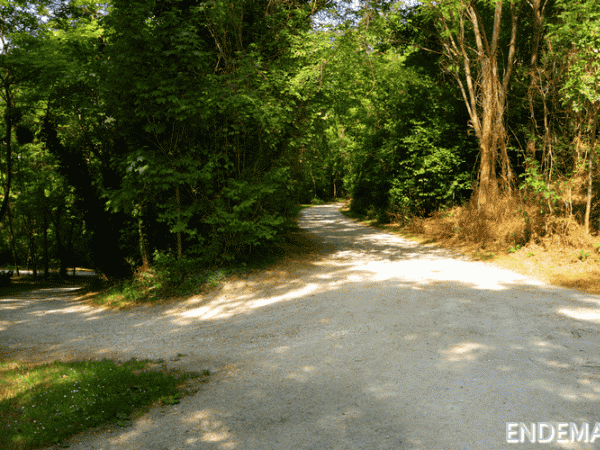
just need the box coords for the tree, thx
[421,0,519,206]
[97,0,333,266]
[0,0,50,223]
[550,0,600,233]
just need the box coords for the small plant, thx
[578,250,591,261]
[160,393,181,405]
[526,252,535,257]
[474,250,494,260]
[115,412,132,428]
[595,243,600,253]
[507,245,521,253]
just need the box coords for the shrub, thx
[0,270,13,287]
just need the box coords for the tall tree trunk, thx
[525,0,547,167]
[176,187,183,260]
[139,204,150,270]
[0,88,13,223]
[42,116,131,278]
[7,200,19,275]
[585,105,599,234]
[26,219,38,277]
[436,1,518,206]
[31,240,37,277]
[43,209,49,278]
[52,205,68,278]
[67,219,75,277]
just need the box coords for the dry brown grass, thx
[389,195,600,295]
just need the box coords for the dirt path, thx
[2,204,600,449]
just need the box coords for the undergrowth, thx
[91,205,313,308]
[99,264,245,305]
[409,194,590,250]
[0,359,209,450]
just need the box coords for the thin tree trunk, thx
[52,205,68,278]
[43,207,49,278]
[139,204,150,270]
[176,187,183,260]
[0,89,13,223]
[27,222,37,277]
[67,220,75,277]
[7,201,19,275]
[526,0,543,164]
[585,105,599,234]
[32,245,37,277]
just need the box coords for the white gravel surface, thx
[2,203,600,450]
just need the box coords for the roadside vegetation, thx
[2,0,599,300]
[342,198,600,295]
[78,204,314,309]
[0,358,209,450]
[10,1,600,447]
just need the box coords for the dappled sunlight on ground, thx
[173,281,324,322]
[5,204,600,449]
[556,306,600,324]
[438,342,492,366]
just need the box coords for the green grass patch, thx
[0,359,208,449]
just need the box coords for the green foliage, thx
[152,252,236,296]
[520,157,562,208]
[578,249,591,261]
[507,245,522,254]
[292,5,478,222]
[11,0,599,282]
[0,358,203,450]
[550,0,600,109]
[98,0,306,268]
[344,64,475,221]
[387,117,473,217]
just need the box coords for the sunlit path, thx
[2,204,600,449]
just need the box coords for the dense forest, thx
[1,0,599,285]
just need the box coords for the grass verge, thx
[0,358,209,450]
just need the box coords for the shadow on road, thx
[2,204,600,449]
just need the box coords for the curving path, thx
[2,204,600,449]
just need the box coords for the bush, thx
[0,270,13,287]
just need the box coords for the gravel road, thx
[2,203,600,450]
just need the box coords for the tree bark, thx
[0,87,13,223]
[7,200,19,275]
[139,204,150,270]
[43,208,49,278]
[526,0,545,164]
[52,205,68,278]
[584,105,599,234]
[176,187,183,260]
[434,1,518,206]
